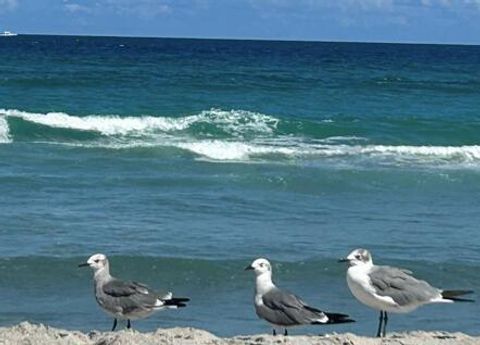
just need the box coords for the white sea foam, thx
[0,109,198,135]
[320,136,368,144]
[75,138,480,165]
[0,116,11,143]
[2,108,480,167]
[176,140,296,161]
[321,144,480,162]
[193,109,279,135]
[0,108,278,137]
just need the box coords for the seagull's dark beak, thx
[244,264,254,271]
[338,258,350,263]
[78,262,90,268]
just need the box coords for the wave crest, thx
[2,108,480,167]
[0,116,11,143]
[0,108,278,137]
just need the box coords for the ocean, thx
[0,35,479,336]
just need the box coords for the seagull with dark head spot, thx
[339,248,474,337]
[79,253,189,331]
[245,258,354,336]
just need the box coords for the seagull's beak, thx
[338,258,350,263]
[78,262,90,268]
[244,264,254,271]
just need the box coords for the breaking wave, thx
[0,108,279,137]
[0,116,11,143]
[2,108,480,167]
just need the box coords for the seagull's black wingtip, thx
[163,297,191,307]
[442,290,475,302]
[324,312,356,324]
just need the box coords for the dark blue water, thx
[0,35,479,336]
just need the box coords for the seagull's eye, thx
[355,255,361,260]
[259,263,264,267]
[94,259,100,263]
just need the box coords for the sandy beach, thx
[0,322,478,345]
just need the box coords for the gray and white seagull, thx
[339,248,474,337]
[245,258,354,336]
[79,253,189,331]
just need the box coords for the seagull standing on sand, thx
[339,248,474,337]
[79,253,189,331]
[245,258,354,336]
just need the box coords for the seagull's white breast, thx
[254,293,264,307]
[346,265,399,312]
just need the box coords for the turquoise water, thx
[0,35,479,335]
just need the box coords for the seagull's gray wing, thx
[103,280,151,297]
[257,288,328,326]
[369,265,441,306]
[101,279,159,313]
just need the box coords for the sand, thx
[0,322,478,345]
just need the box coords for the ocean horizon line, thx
[8,32,480,47]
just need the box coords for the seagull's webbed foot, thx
[284,329,288,336]
[127,319,132,329]
[111,318,118,332]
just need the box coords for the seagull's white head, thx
[79,253,109,272]
[245,258,272,276]
[341,248,373,267]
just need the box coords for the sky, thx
[0,0,480,44]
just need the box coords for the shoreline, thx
[1,323,479,345]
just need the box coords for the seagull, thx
[79,253,189,331]
[339,248,474,337]
[245,258,354,335]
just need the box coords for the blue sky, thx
[1,0,480,44]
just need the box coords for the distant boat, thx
[0,31,18,37]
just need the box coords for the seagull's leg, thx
[127,319,132,329]
[272,329,276,336]
[284,329,288,336]
[376,311,384,337]
[111,318,117,331]
[382,312,388,337]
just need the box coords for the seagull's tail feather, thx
[162,297,190,308]
[304,305,355,324]
[442,290,474,302]
[304,305,355,325]
[323,312,356,324]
